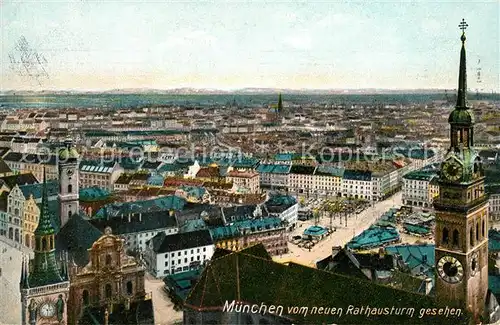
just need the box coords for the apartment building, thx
[145,229,214,277]
[226,170,260,194]
[402,170,439,208]
[79,161,123,190]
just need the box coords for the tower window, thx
[452,230,459,247]
[105,284,112,299]
[106,254,112,266]
[476,222,479,241]
[470,228,474,246]
[442,228,449,244]
[42,237,47,250]
[68,184,72,193]
[82,290,89,305]
[126,281,133,295]
[482,220,485,238]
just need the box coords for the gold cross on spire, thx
[459,18,468,42]
[459,19,468,33]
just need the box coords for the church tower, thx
[58,139,79,228]
[434,19,489,323]
[20,170,70,325]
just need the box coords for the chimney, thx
[104,308,109,325]
[378,247,385,259]
[424,277,433,295]
[331,246,342,258]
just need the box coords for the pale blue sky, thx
[1,0,499,91]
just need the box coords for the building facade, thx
[66,227,147,325]
[145,229,214,277]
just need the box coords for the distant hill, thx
[0,88,456,96]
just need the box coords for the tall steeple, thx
[456,18,469,109]
[447,19,475,150]
[27,168,64,287]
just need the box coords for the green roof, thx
[448,108,475,124]
[403,170,438,181]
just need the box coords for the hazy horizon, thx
[2,1,499,92]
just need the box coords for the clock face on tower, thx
[437,255,464,283]
[66,169,74,176]
[39,302,56,318]
[442,160,463,182]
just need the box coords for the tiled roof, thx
[290,164,316,175]
[78,298,154,325]
[150,229,213,253]
[314,165,344,177]
[403,170,438,181]
[56,213,103,267]
[347,226,399,249]
[3,152,58,165]
[256,163,291,174]
[343,169,372,181]
[184,244,468,324]
[20,180,59,200]
[91,210,177,235]
[79,187,111,201]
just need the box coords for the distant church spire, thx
[456,18,469,109]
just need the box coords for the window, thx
[105,284,112,299]
[178,252,181,256]
[82,290,90,305]
[470,228,474,246]
[68,184,72,193]
[165,261,168,266]
[126,281,133,295]
[106,254,112,266]
[452,230,459,246]
[476,222,479,241]
[482,220,485,238]
[442,228,449,244]
[203,247,206,252]
[184,258,187,263]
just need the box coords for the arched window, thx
[470,228,474,246]
[49,236,54,250]
[105,284,112,299]
[82,290,89,305]
[476,222,479,241]
[8,228,13,240]
[442,228,449,244]
[14,229,19,243]
[482,220,485,238]
[126,281,133,295]
[452,230,459,246]
[25,234,30,248]
[68,184,72,193]
[42,237,47,250]
[105,254,112,266]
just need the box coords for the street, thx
[277,192,403,266]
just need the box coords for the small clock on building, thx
[39,302,56,318]
[437,255,464,283]
[442,160,463,182]
[66,169,74,176]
